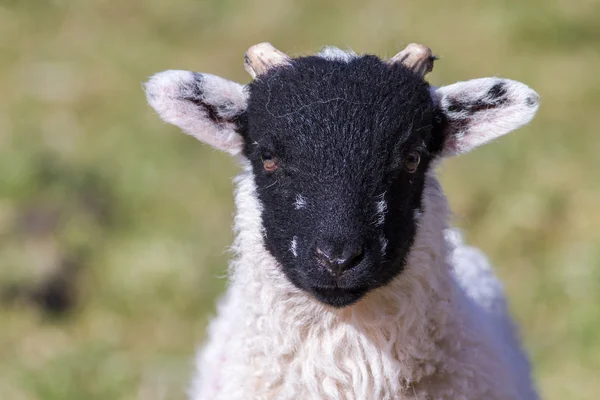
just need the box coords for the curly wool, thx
[190,162,538,400]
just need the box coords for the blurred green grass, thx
[0,0,599,399]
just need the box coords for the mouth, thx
[310,285,370,308]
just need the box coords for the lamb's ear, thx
[144,70,247,155]
[432,78,539,157]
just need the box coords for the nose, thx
[316,244,364,277]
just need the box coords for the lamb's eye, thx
[261,152,279,172]
[404,151,421,173]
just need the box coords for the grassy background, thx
[1,0,599,399]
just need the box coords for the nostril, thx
[316,245,364,277]
[344,247,364,270]
[316,246,334,265]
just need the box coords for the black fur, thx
[488,82,507,100]
[240,55,445,307]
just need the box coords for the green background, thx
[1,0,599,399]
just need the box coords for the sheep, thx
[144,42,540,400]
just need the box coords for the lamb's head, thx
[145,43,539,308]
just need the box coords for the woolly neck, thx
[219,164,501,397]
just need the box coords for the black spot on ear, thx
[183,73,233,125]
[446,101,464,113]
[469,98,507,113]
[488,82,507,100]
[190,98,228,124]
[217,100,235,114]
[446,84,510,116]
[526,95,538,107]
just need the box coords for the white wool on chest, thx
[190,164,536,400]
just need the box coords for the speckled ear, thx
[144,70,248,155]
[432,77,540,157]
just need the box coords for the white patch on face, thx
[379,236,388,257]
[316,46,358,63]
[374,192,388,227]
[290,236,298,258]
[413,208,423,221]
[294,194,307,210]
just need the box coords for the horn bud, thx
[388,43,436,77]
[244,42,291,79]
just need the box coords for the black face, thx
[241,55,445,307]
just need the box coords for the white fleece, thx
[317,46,358,63]
[190,164,538,400]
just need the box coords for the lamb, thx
[144,42,540,400]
